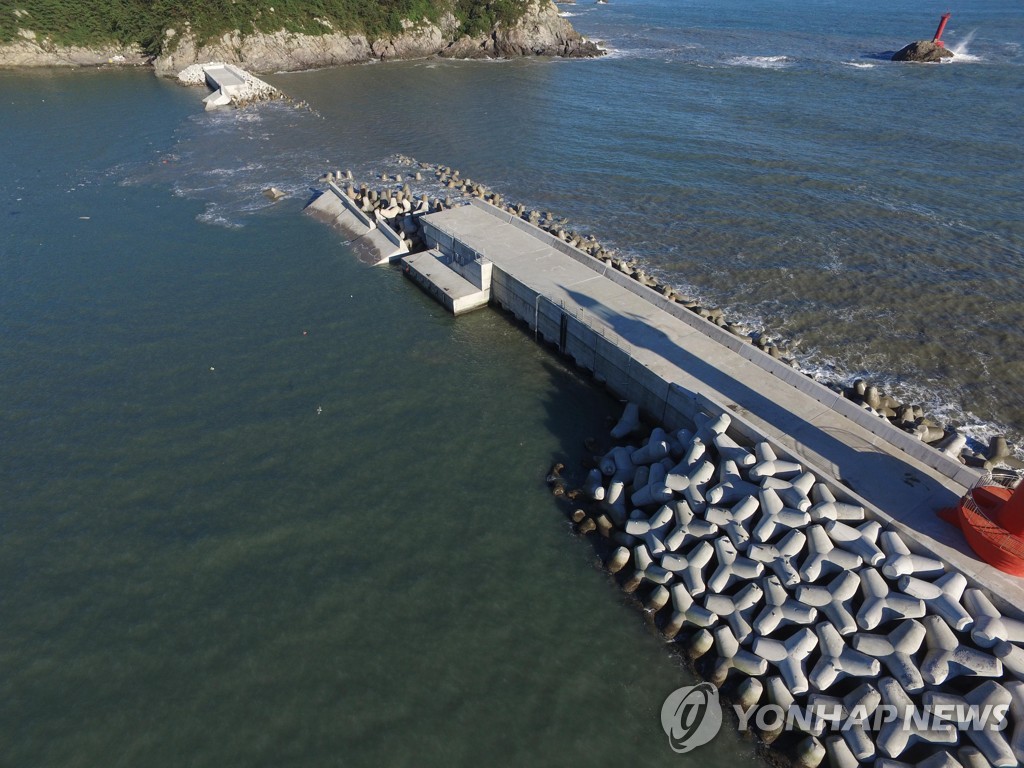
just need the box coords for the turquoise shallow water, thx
[0,71,756,766]
[1,0,1022,763]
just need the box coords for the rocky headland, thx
[0,0,602,74]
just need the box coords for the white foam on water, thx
[948,29,983,62]
[843,61,876,69]
[726,55,790,69]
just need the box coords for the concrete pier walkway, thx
[415,199,1024,611]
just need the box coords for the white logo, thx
[660,683,723,753]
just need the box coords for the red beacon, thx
[932,12,952,48]
[943,471,1024,576]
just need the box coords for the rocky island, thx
[0,0,602,73]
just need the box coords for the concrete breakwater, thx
[310,160,1020,468]
[177,62,288,109]
[561,401,1024,767]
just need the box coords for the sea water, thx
[0,0,1021,764]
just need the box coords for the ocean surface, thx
[0,0,1021,764]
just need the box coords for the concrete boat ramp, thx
[401,198,1024,612]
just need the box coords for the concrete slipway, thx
[410,199,1024,614]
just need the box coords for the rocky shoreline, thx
[0,0,602,74]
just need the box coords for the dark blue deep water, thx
[0,0,1021,764]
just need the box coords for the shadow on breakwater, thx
[559,286,966,533]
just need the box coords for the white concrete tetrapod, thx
[602,479,628,527]
[809,499,867,523]
[705,494,759,551]
[736,676,763,711]
[754,575,817,636]
[824,735,859,768]
[754,442,777,464]
[632,543,673,586]
[605,546,631,574]
[600,445,634,479]
[711,431,756,468]
[748,529,807,587]
[795,570,860,635]
[706,459,760,506]
[800,524,863,582]
[920,614,1003,686]
[631,464,650,494]
[710,624,768,686]
[663,499,719,552]
[630,427,669,465]
[583,468,606,501]
[957,746,994,768]
[610,401,641,439]
[810,621,881,692]
[694,411,731,445]
[1005,679,1024,765]
[752,488,810,543]
[876,676,958,759]
[856,568,926,630]
[807,683,880,760]
[898,572,972,632]
[708,536,764,593]
[669,428,694,459]
[963,589,1024,649]
[766,674,795,710]
[753,627,818,696]
[683,478,708,515]
[646,584,671,612]
[824,519,885,565]
[687,627,715,660]
[851,618,927,693]
[750,457,804,482]
[923,682,1014,767]
[762,471,816,512]
[663,582,719,639]
[880,530,946,579]
[624,503,674,556]
[993,641,1024,680]
[661,539,715,597]
[794,736,826,768]
[705,581,764,645]
[631,462,673,508]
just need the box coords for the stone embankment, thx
[176,62,287,108]
[892,41,954,63]
[555,402,1024,768]
[0,30,149,68]
[317,156,1021,468]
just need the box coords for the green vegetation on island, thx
[0,0,532,53]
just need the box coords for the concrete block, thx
[754,574,817,635]
[807,684,880,759]
[663,500,719,551]
[630,427,670,465]
[876,677,958,759]
[624,502,674,556]
[880,529,946,580]
[852,619,927,693]
[632,543,673,586]
[748,529,807,586]
[924,682,1014,767]
[800,524,863,582]
[824,735,859,768]
[993,641,1024,680]
[750,458,804,481]
[1006,680,1024,765]
[610,401,641,439]
[921,614,1002,686]
[762,471,815,511]
[705,495,759,551]
[582,468,606,501]
[898,572,972,632]
[964,589,1024,649]
[712,432,756,467]
[796,570,860,636]
[857,568,926,630]
[753,627,818,696]
[707,536,764,593]
[710,625,769,685]
[809,499,866,523]
[810,621,881,692]
[753,490,811,543]
[661,539,714,597]
[824,519,885,566]
[705,581,764,645]
[706,459,760,505]
[663,582,718,639]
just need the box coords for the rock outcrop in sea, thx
[891,41,954,63]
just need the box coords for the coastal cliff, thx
[0,0,602,73]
